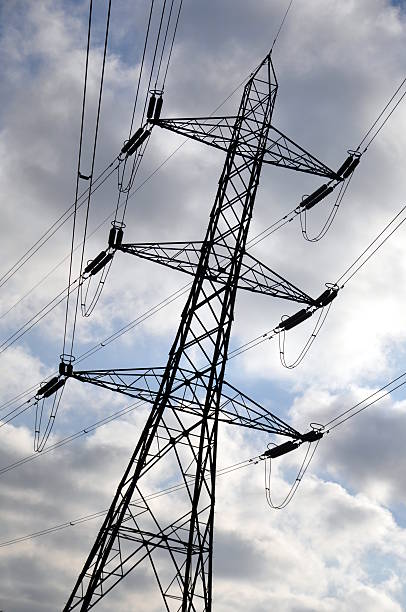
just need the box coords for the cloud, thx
[288,385,406,507]
[1,0,406,611]
[2,414,406,611]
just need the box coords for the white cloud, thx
[1,0,406,610]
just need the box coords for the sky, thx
[1,0,406,610]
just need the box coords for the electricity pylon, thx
[63,52,338,611]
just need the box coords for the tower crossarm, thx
[117,241,315,305]
[70,367,301,438]
[118,241,203,275]
[152,115,237,154]
[220,379,301,438]
[238,252,314,304]
[264,126,338,178]
[151,119,338,179]
[71,367,165,403]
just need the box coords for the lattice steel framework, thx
[63,52,338,611]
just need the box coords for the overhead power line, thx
[2,369,406,549]
[1,363,406,484]
[3,367,406,546]
[265,439,320,509]
[3,194,404,366]
[2,9,406,605]
[1,30,404,311]
[336,204,406,286]
[271,0,295,52]
[65,0,113,356]
[62,0,94,356]
[323,371,406,431]
[357,76,406,152]
[0,157,119,296]
[1,200,405,427]
[0,454,260,548]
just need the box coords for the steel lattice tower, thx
[63,52,339,611]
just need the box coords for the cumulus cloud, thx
[1,0,406,611]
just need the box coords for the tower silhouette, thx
[64,51,337,611]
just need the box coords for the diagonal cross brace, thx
[117,241,315,305]
[70,367,301,439]
[67,430,216,611]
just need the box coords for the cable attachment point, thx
[336,149,361,179]
[35,362,68,451]
[121,127,143,155]
[277,289,335,369]
[276,308,313,331]
[121,127,151,158]
[147,89,164,123]
[335,149,361,178]
[84,250,114,277]
[261,439,300,459]
[147,94,156,119]
[108,221,125,249]
[36,376,58,397]
[299,184,334,211]
[313,283,339,308]
[300,423,325,443]
[59,354,75,377]
[36,376,66,399]
[36,354,75,399]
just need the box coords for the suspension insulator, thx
[147,95,156,119]
[314,287,338,307]
[116,228,124,246]
[153,96,163,121]
[277,309,313,331]
[43,378,66,399]
[37,376,59,397]
[121,127,144,155]
[342,157,360,179]
[300,429,324,443]
[108,227,117,248]
[84,250,107,275]
[90,252,114,276]
[305,185,334,210]
[59,361,73,376]
[126,129,151,157]
[263,440,300,459]
[336,155,354,177]
[300,184,328,208]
